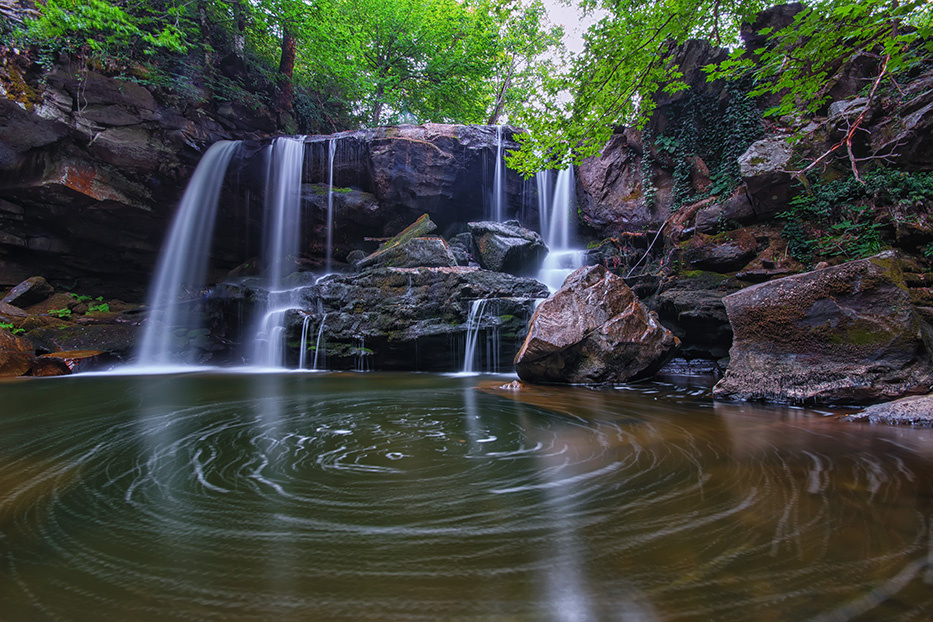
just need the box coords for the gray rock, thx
[843,394,933,427]
[514,265,679,384]
[737,137,794,218]
[361,237,457,269]
[714,251,933,405]
[468,220,547,275]
[695,187,756,233]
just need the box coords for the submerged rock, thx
[468,220,547,275]
[514,265,679,384]
[714,251,933,405]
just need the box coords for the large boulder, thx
[468,220,547,275]
[576,129,672,236]
[514,265,679,383]
[714,252,933,405]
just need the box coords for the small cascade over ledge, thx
[537,166,585,292]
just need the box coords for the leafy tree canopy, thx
[507,0,933,175]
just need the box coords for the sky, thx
[541,0,606,55]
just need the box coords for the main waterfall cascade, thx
[248,136,307,367]
[136,140,241,367]
[137,128,577,373]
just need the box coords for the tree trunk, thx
[231,0,247,56]
[278,25,296,111]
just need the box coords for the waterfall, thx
[492,125,505,222]
[248,137,306,367]
[536,169,552,245]
[298,314,312,369]
[462,299,488,373]
[537,166,585,293]
[136,140,240,367]
[325,138,336,273]
[312,313,327,371]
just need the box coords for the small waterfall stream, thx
[325,138,336,273]
[136,140,240,367]
[537,166,585,292]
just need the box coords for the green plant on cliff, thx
[0,322,26,335]
[779,169,933,263]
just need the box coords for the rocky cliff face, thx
[0,50,536,301]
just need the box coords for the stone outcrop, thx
[843,394,933,427]
[468,220,547,275]
[714,252,933,405]
[514,265,679,383]
[737,137,794,217]
[212,265,548,371]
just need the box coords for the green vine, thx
[644,76,762,212]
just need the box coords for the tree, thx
[508,0,933,175]
[485,0,563,125]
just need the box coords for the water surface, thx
[0,372,931,620]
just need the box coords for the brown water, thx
[0,371,931,621]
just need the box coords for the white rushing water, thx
[325,137,336,273]
[537,166,585,292]
[136,140,240,367]
[248,137,306,367]
[492,125,505,222]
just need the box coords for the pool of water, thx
[0,372,931,620]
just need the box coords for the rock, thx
[695,187,756,233]
[0,301,28,324]
[737,137,794,217]
[653,270,743,361]
[447,232,476,266]
[361,237,457,269]
[842,394,933,427]
[40,349,109,373]
[358,214,441,268]
[577,129,670,235]
[30,356,71,377]
[514,265,679,383]
[713,252,933,405]
[0,327,35,377]
[468,220,547,275]
[24,292,77,315]
[25,323,140,358]
[210,266,549,371]
[683,229,758,273]
[1,276,54,308]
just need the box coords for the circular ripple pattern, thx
[1,372,932,621]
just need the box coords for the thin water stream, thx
[0,372,931,620]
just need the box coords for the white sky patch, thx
[541,0,607,56]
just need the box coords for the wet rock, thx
[576,129,669,235]
[0,301,28,324]
[30,356,71,376]
[25,323,140,358]
[305,267,547,370]
[714,251,933,405]
[447,232,476,266]
[362,237,457,269]
[514,265,679,384]
[40,349,109,373]
[683,229,758,273]
[468,220,547,275]
[358,214,445,269]
[842,394,933,427]
[0,327,35,377]
[653,270,743,362]
[1,276,54,308]
[695,187,756,233]
[738,137,794,217]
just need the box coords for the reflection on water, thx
[0,372,931,621]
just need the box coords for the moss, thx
[3,67,40,113]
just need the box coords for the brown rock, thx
[714,251,933,405]
[0,327,35,377]
[684,229,758,273]
[514,265,679,384]
[30,356,71,377]
[40,349,107,373]
[1,276,54,308]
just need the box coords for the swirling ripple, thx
[0,372,931,621]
